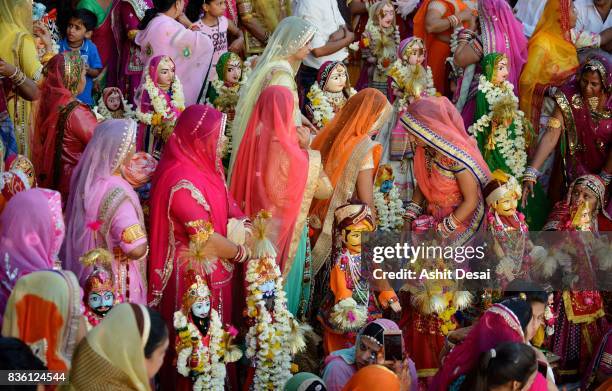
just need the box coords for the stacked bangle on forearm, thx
[522,166,541,183]
[8,67,27,87]
[232,244,250,264]
[600,170,612,186]
[437,213,461,238]
[447,14,460,29]
[403,200,423,223]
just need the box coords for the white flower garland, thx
[306,84,356,129]
[94,96,135,120]
[363,20,400,74]
[388,60,436,107]
[173,309,229,391]
[467,76,527,178]
[136,72,185,125]
[245,258,298,390]
[374,185,405,231]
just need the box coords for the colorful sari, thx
[310,88,392,276]
[519,0,578,134]
[32,53,97,202]
[0,189,64,326]
[77,0,120,88]
[229,86,325,316]
[454,0,528,127]
[0,0,44,158]
[63,119,147,304]
[414,0,470,95]
[549,56,612,200]
[111,0,153,104]
[135,13,214,105]
[69,303,152,391]
[148,104,244,390]
[1,270,82,372]
[401,96,490,246]
[228,16,316,178]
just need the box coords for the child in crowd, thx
[185,0,244,81]
[58,9,102,106]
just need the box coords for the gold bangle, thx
[547,117,562,129]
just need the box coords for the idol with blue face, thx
[87,290,115,317]
[380,179,394,194]
[191,299,211,319]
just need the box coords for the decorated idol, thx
[80,248,120,329]
[95,87,135,120]
[318,202,400,355]
[135,55,185,159]
[305,61,356,129]
[173,270,242,390]
[353,0,400,97]
[0,154,36,213]
[388,37,436,108]
[244,211,306,390]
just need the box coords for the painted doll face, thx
[325,65,348,93]
[492,190,519,217]
[342,220,374,254]
[407,44,425,66]
[225,60,243,85]
[88,290,115,317]
[106,92,122,112]
[569,185,598,226]
[157,58,176,89]
[379,4,395,29]
[492,57,509,85]
[191,299,211,319]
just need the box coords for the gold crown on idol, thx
[182,271,211,311]
[80,249,114,294]
[484,169,522,206]
[334,203,373,226]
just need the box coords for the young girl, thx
[185,0,244,81]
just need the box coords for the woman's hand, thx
[521,180,534,209]
[0,58,17,78]
[393,358,412,391]
[228,36,245,53]
[296,126,311,149]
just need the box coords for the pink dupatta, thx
[0,188,64,325]
[229,86,308,272]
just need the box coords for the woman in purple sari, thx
[63,119,148,304]
[136,0,214,105]
[522,55,612,225]
[111,0,153,104]
[451,0,528,128]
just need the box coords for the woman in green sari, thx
[469,52,549,229]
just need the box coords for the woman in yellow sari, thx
[0,0,54,158]
[519,0,579,135]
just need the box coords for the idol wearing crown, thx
[80,249,121,329]
[318,202,400,355]
[173,270,241,391]
[388,37,435,109]
[243,211,306,390]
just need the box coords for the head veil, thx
[62,119,138,284]
[69,303,152,391]
[519,0,578,134]
[229,86,309,273]
[228,16,316,178]
[309,88,392,275]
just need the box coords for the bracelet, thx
[232,244,250,264]
[7,67,19,80]
[447,14,460,28]
[522,166,541,183]
[547,117,562,129]
[449,213,462,229]
[600,170,612,186]
[10,69,27,87]
[403,200,423,223]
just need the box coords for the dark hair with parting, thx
[144,307,169,358]
[69,8,98,32]
[139,0,180,30]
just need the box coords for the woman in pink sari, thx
[111,0,153,103]
[136,0,214,105]
[0,188,64,326]
[432,297,551,391]
[77,0,120,87]
[63,119,148,305]
[148,104,249,390]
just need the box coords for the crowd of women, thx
[0,0,611,390]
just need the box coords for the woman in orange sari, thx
[413,0,476,95]
[519,0,579,134]
[309,88,392,277]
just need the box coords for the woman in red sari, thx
[148,104,249,390]
[32,52,97,202]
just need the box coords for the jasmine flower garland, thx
[387,60,435,107]
[136,72,185,125]
[306,84,356,129]
[373,185,405,231]
[95,95,135,120]
[468,76,528,178]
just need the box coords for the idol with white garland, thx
[94,87,135,121]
